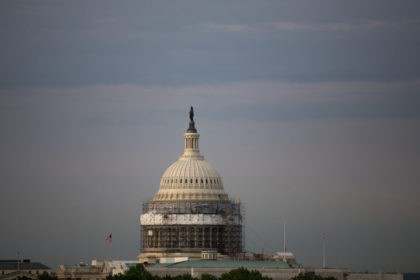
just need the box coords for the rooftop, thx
[0,261,50,270]
[153,260,290,269]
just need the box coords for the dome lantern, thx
[182,107,203,160]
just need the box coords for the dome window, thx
[196,179,198,183]
[201,179,203,184]
[180,179,182,183]
[206,179,208,184]
[190,179,193,184]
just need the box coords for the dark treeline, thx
[28,264,336,280]
[106,264,271,280]
[104,264,336,280]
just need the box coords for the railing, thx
[142,200,242,216]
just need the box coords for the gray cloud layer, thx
[1,1,420,87]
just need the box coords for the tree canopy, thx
[292,272,336,280]
[220,267,271,280]
[106,264,273,280]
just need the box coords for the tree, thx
[220,267,271,280]
[37,272,57,280]
[106,264,154,280]
[17,277,33,280]
[172,274,197,280]
[200,274,218,280]
[292,272,336,280]
[106,264,274,280]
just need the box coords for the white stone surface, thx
[140,212,241,226]
[152,130,229,202]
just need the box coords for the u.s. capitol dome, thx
[139,107,242,263]
[153,124,228,202]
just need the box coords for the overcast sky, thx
[1,0,419,273]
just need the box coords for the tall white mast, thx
[322,233,326,268]
[283,220,287,262]
[283,220,286,253]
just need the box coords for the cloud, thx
[2,5,419,88]
[200,19,420,33]
[2,79,419,130]
[200,23,254,32]
[270,19,420,31]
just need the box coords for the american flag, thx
[105,234,112,243]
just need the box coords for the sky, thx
[1,0,419,273]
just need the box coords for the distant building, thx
[0,259,51,280]
[139,107,243,263]
[347,273,403,280]
[55,257,404,280]
[148,258,345,280]
[56,260,138,280]
[272,252,297,265]
[148,259,403,280]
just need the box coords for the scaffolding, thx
[140,200,243,258]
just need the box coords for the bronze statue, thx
[189,106,194,122]
[187,106,197,133]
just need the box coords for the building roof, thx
[61,264,94,269]
[153,260,290,269]
[0,262,50,270]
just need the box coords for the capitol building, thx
[54,108,404,280]
[139,107,243,264]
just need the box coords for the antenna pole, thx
[283,220,286,253]
[17,252,20,274]
[322,233,326,268]
[283,220,287,262]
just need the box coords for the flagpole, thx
[110,234,112,261]
[109,240,111,261]
[106,234,112,261]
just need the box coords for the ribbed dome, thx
[153,156,229,202]
[152,110,229,202]
[162,159,222,183]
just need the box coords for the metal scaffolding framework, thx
[140,200,243,258]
